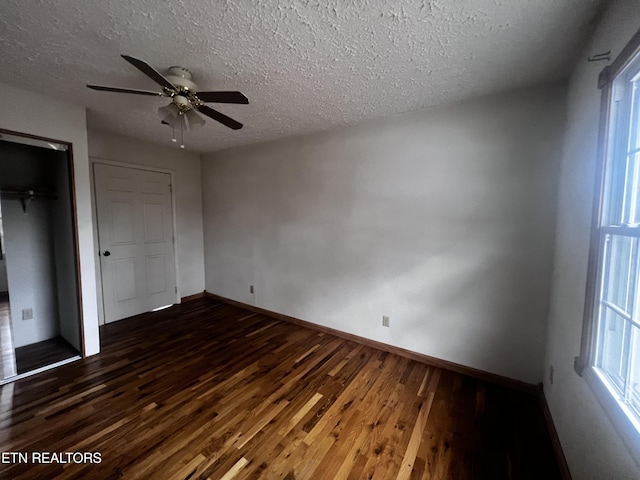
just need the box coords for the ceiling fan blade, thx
[196,91,249,104]
[87,85,165,96]
[196,105,243,130]
[121,55,177,91]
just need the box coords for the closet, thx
[0,131,82,383]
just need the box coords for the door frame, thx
[0,127,86,357]
[90,159,180,326]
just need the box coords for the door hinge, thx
[175,286,178,294]
[169,184,173,193]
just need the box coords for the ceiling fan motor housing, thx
[166,66,198,92]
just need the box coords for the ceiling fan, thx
[87,55,248,143]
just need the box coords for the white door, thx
[94,164,177,323]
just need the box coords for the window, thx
[594,57,640,427]
[579,29,640,461]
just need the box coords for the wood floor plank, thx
[218,456,249,480]
[278,392,323,437]
[396,393,436,480]
[0,298,562,480]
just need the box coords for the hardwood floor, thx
[0,298,561,479]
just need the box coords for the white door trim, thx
[90,158,180,326]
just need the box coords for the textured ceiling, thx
[0,0,605,153]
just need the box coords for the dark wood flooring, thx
[0,298,561,479]
[15,336,79,374]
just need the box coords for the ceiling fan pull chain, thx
[180,114,185,149]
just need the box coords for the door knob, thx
[103,251,111,257]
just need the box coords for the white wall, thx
[88,131,205,316]
[0,82,99,356]
[2,196,59,348]
[543,1,640,478]
[202,85,566,384]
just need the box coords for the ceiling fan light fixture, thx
[158,103,181,127]
[185,109,206,130]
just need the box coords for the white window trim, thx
[577,27,640,468]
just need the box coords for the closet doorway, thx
[0,129,83,384]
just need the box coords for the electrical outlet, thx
[549,365,554,385]
[382,315,390,327]
[250,285,254,294]
[22,308,33,320]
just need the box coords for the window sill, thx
[583,365,640,468]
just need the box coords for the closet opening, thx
[0,129,83,384]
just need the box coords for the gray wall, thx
[201,84,566,384]
[51,156,81,350]
[2,198,58,347]
[0,142,68,348]
[543,0,640,478]
[0,257,7,292]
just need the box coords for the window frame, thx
[577,27,640,466]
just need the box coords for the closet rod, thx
[0,189,58,213]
